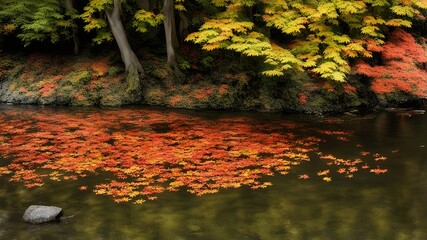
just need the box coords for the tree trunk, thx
[163,0,179,68]
[178,11,189,43]
[106,0,144,94]
[135,0,150,10]
[64,0,79,55]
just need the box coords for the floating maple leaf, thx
[323,177,332,182]
[0,107,390,203]
[370,167,388,175]
[317,170,330,176]
[298,174,310,179]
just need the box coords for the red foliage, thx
[218,84,229,96]
[51,75,65,81]
[383,30,427,63]
[18,87,28,93]
[168,95,192,107]
[355,29,427,97]
[39,83,58,97]
[321,81,335,93]
[343,84,356,94]
[72,92,87,101]
[298,93,307,105]
[302,82,320,92]
[89,57,109,77]
[365,39,383,52]
[193,87,214,100]
[0,108,388,203]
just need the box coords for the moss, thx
[242,98,261,110]
[1,51,423,113]
[167,95,194,108]
[70,90,93,106]
[144,87,166,105]
[151,68,171,80]
[100,93,123,107]
[39,96,56,105]
[374,91,420,107]
[210,85,236,109]
[126,71,141,95]
[56,85,74,105]
[259,97,284,112]
[0,59,16,70]
[3,87,39,104]
[22,91,39,104]
[144,59,172,80]
[9,65,24,79]
[64,70,92,87]
[107,66,120,76]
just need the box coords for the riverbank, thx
[0,52,425,114]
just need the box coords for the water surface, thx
[0,105,426,239]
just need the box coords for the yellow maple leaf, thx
[323,177,332,182]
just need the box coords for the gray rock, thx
[22,205,63,224]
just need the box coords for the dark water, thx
[0,105,426,240]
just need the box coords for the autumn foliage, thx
[355,29,427,97]
[186,0,427,81]
[1,1,427,112]
[0,107,389,203]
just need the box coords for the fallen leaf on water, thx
[375,156,387,161]
[323,177,332,182]
[370,168,388,175]
[0,108,390,203]
[317,170,330,176]
[361,151,370,156]
[298,174,310,179]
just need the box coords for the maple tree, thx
[1,0,427,109]
[132,0,188,68]
[82,0,145,95]
[0,107,390,204]
[355,29,427,98]
[81,0,189,93]
[186,0,427,81]
[0,0,79,51]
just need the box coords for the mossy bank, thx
[0,52,425,114]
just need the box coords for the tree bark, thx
[106,0,144,94]
[106,0,143,74]
[135,0,150,10]
[163,0,179,68]
[64,0,79,55]
[178,11,189,43]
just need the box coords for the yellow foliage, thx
[174,4,186,11]
[133,10,164,33]
[202,43,221,51]
[391,5,416,17]
[415,0,427,8]
[385,19,412,27]
[2,23,16,33]
[186,0,427,82]
[262,70,285,77]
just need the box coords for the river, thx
[0,105,426,240]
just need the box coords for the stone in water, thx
[23,205,63,224]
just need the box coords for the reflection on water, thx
[0,105,426,239]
